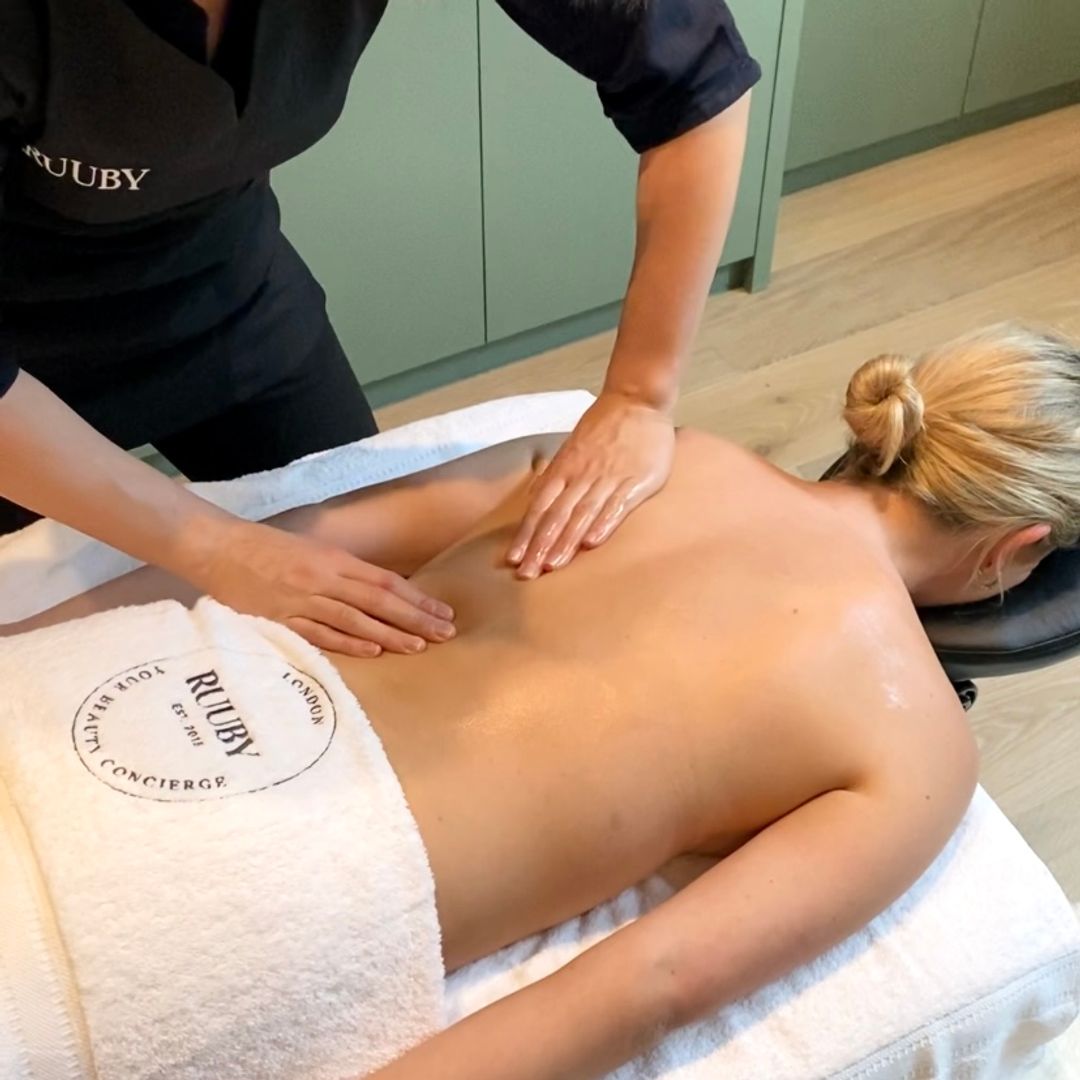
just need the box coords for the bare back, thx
[5,429,961,975]
[335,431,954,970]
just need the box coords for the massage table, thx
[1,391,1078,1079]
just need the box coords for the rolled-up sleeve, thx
[493,0,761,153]
[0,1,46,399]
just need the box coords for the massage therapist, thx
[0,0,758,655]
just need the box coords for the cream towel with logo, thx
[0,597,444,1080]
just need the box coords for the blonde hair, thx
[839,325,1080,547]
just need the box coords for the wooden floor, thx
[378,106,1080,905]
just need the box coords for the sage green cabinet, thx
[272,2,485,384]
[480,0,783,343]
[964,0,1080,112]
[274,1,793,391]
[786,0,983,170]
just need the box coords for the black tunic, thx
[0,0,761,430]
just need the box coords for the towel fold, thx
[0,598,444,1080]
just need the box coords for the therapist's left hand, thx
[507,391,675,579]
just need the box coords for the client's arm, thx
[1,434,561,636]
[369,657,978,1080]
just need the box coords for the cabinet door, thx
[272,2,485,384]
[786,0,983,170]
[480,0,782,344]
[965,0,1080,112]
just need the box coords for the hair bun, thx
[844,354,925,475]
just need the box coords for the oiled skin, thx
[5,430,960,975]
[332,431,951,971]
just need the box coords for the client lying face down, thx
[5,325,1080,1080]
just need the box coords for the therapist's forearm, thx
[605,92,751,412]
[0,371,234,575]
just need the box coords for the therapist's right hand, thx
[189,518,456,658]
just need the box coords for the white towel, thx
[1030,914,1080,1080]
[0,598,444,1080]
[445,788,1080,1079]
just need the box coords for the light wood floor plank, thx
[775,105,1080,270]
[677,253,1080,474]
[692,173,1080,379]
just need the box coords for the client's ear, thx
[981,523,1054,577]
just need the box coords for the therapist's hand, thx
[190,519,456,658]
[507,391,675,579]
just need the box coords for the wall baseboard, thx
[783,81,1080,195]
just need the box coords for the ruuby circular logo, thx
[71,649,337,802]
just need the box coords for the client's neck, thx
[812,480,974,601]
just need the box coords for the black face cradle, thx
[819,456,1080,687]
[919,548,1080,681]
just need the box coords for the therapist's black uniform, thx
[0,0,760,534]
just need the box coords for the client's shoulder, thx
[670,427,790,495]
[795,582,976,783]
[729,580,975,841]
[672,426,748,461]
[811,576,961,709]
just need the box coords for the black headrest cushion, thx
[919,548,1080,680]
[819,456,1080,680]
